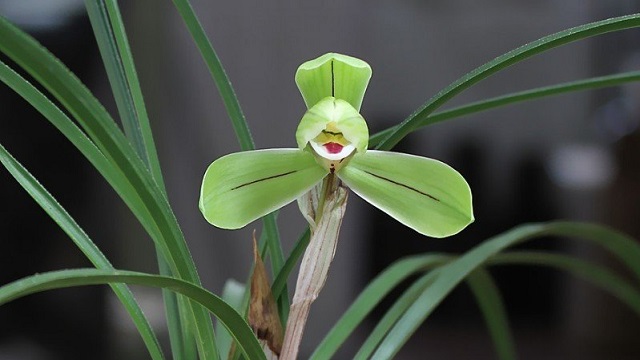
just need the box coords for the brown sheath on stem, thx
[248,233,284,359]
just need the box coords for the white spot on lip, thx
[310,140,355,161]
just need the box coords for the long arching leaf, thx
[466,269,516,360]
[353,271,439,360]
[491,251,640,316]
[352,268,515,360]
[0,142,164,360]
[310,254,450,359]
[170,0,253,151]
[0,269,266,360]
[84,2,186,357]
[0,16,216,359]
[86,0,178,339]
[168,0,288,310]
[376,14,640,151]
[369,70,640,147]
[371,222,640,359]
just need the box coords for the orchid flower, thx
[199,53,473,238]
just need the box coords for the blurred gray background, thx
[1,0,640,359]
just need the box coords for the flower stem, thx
[281,174,348,359]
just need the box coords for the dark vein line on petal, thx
[363,170,440,202]
[231,170,297,190]
[330,59,335,97]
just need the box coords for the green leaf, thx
[0,49,152,244]
[376,14,640,151]
[262,215,290,323]
[0,15,170,273]
[491,251,640,316]
[92,0,166,188]
[199,149,327,229]
[170,0,254,151]
[0,143,165,360]
[354,264,515,360]
[354,271,440,360]
[0,16,216,359]
[466,269,516,360]
[371,222,640,359]
[353,268,515,360]
[0,269,267,360]
[295,52,372,111]
[85,1,146,165]
[169,0,287,314]
[84,2,186,358]
[369,70,640,147]
[0,58,194,359]
[272,229,311,301]
[310,254,450,359]
[338,150,473,237]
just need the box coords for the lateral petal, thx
[337,151,473,238]
[200,149,327,229]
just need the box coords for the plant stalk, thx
[281,175,348,359]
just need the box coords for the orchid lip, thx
[324,142,344,154]
[310,140,356,161]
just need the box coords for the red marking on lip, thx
[323,142,344,154]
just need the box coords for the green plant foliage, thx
[370,222,640,359]
[376,14,640,151]
[84,1,188,355]
[1,4,640,360]
[491,252,640,315]
[311,254,449,359]
[0,142,165,360]
[369,70,640,147]
[466,269,516,360]
[0,10,217,359]
[0,269,266,360]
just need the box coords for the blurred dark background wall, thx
[1,0,639,359]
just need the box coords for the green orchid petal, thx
[337,150,474,238]
[200,149,327,229]
[295,53,372,111]
[296,97,368,154]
